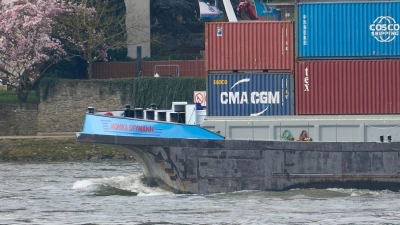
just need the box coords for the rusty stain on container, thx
[205,21,294,72]
[296,60,400,115]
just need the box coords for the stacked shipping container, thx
[206,1,400,116]
[206,22,294,72]
[296,60,400,114]
[297,1,400,59]
[205,22,295,116]
[296,1,400,115]
[207,73,294,116]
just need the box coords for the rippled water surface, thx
[1,162,399,225]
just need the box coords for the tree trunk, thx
[16,87,29,102]
[88,61,94,79]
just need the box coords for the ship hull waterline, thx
[76,133,400,194]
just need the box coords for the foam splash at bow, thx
[72,175,172,196]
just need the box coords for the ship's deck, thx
[202,115,400,142]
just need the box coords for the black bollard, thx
[87,107,94,114]
[124,104,131,117]
[388,135,392,143]
[380,135,384,143]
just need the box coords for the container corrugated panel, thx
[205,22,294,71]
[296,60,400,115]
[298,1,400,59]
[207,73,294,116]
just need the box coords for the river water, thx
[1,162,399,225]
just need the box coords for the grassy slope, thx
[0,90,39,103]
[0,138,134,162]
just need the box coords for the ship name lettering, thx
[110,123,128,131]
[110,123,154,133]
[129,124,154,133]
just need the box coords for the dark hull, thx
[77,133,400,194]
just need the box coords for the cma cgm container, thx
[207,73,294,116]
[206,22,294,72]
[297,1,400,59]
[296,60,400,115]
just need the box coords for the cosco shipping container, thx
[206,22,294,72]
[207,73,294,116]
[296,60,400,115]
[297,1,400,59]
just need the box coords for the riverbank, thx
[0,136,135,162]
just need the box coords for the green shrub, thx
[96,77,206,109]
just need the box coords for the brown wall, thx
[0,103,38,135]
[93,59,206,79]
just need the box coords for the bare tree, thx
[54,0,149,79]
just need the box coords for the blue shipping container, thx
[207,73,294,116]
[298,1,400,59]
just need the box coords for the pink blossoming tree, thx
[0,0,66,102]
[1,0,148,101]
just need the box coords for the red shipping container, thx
[205,22,294,72]
[296,60,400,115]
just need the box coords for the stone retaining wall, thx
[1,80,126,135]
[0,103,38,135]
[38,80,125,133]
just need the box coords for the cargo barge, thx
[77,1,400,194]
[76,103,400,194]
